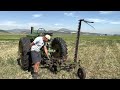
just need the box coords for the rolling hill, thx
[0,28,105,36]
[0,30,10,34]
[6,29,30,34]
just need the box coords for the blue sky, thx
[0,11,120,34]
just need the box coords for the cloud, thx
[64,12,78,18]
[99,11,113,14]
[0,20,71,30]
[27,23,41,26]
[0,21,18,26]
[32,14,42,18]
[64,12,74,17]
[109,21,120,24]
[51,23,64,29]
[0,21,23,29]
[54,23,63,26]
[0,21,43,30]
[87,18,107,23]
[86,18,120,25]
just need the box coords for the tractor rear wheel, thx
[18,37,31,71]
[51,37,68,61]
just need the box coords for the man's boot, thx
[32,72,38,79]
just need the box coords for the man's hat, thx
[45,34,51,40]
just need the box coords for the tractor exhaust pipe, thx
[31,27,34,34]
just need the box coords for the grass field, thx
[0,34,120,79]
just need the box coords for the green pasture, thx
[0,34,120,41]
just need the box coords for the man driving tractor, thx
[30,34,51,79]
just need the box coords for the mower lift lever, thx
[74,19,94,62]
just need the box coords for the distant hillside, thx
[6,29,30,34]
[47,28,76,34]
[52,28,100,35]
[0,28,104,36]
[58,28,73,32]
[56,28,105,36]
[0,30,10,34]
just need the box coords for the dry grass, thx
[0,38,120,79]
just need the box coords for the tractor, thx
[17,27,68,75]
[17,19,94,79]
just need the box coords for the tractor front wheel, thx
[51,37,68,61]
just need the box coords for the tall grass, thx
[0,34,120,79]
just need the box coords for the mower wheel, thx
[77,67,86,79]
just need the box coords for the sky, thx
[0,11,120,34]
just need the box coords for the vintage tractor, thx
[17,27,68,74]
[17,19,94,79]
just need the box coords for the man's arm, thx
[30,42,35,48]
[43,46,49,59]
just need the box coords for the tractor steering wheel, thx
[37,28,46,33]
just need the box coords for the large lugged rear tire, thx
[18,37,31,71]
[51,37,68,61]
